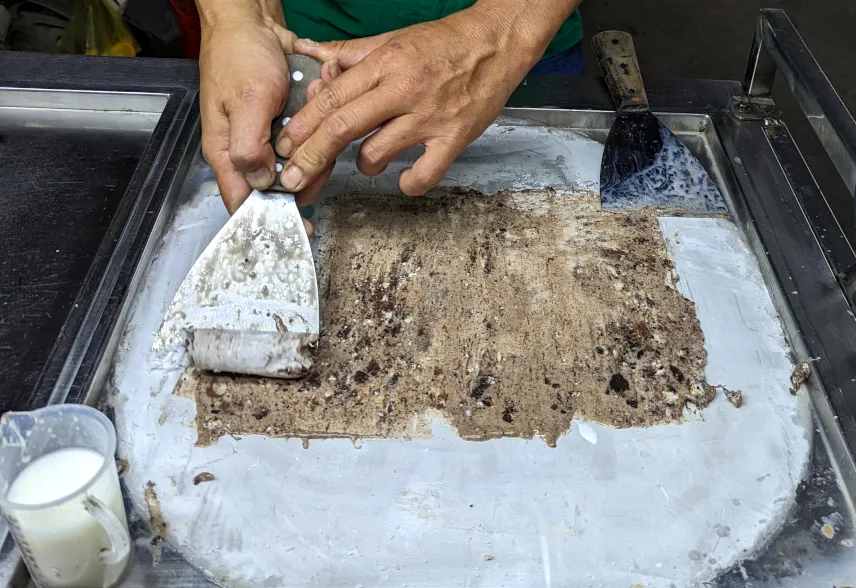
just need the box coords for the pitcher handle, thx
[83,496,131,565]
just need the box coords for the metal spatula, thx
[592,31,726,214]
[154,55,322,378]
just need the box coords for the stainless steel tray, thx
[3,8,855,588]
[106,13,855,587]
[0,51,200,588]
[0,87,167,413]
[109,118,839,587]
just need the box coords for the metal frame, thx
[744,9,856,201]
[743,9,856,303]
[0,53,201,412]
[733,9,856,502]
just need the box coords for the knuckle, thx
[379,42,406,62]
[279,28,297,48]
[324,110,358,142]
[359,139,387,168]
[414,165,445,189]
[297,141,328,170]
[315,84,347,113]
[328,40,348,54]
[230,142,265,167]
[237,78,282,107]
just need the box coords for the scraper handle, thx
[591,31,649,114]
[269,54,323,192]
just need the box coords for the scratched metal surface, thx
[0,43,849,582]
[104,120,851,587]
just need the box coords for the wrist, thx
[468,0,578,67]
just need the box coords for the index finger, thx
[201,101,252,213]
[275,61,383,158]
[227,79,288,190]
[279,87,406,192]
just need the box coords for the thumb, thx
[294,34,391,70]
[271,23,298,53]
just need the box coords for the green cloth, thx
[282,1,582,59]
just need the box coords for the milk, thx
[6,447,130,588]
[8,447,103,505]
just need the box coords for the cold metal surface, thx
[0,87,166,414]
[107,114,847,587]
[97,103,856,588]
[713,431,855,587]
[3,24,856,585]
[0,50,200,587]
[115,126,814,587]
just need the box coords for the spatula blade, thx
[155,191,319,378]
[600,113,727,214]
[591,30,727,215]
[155,54,323,378]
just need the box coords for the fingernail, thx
[247,167,272,189]
[282,165,304,191]
[301,38,318,46]
[276,136,293,157]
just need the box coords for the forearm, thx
[195,0,285,30]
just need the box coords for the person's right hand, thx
[198,10,295,214]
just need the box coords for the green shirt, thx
[282,1,582,60]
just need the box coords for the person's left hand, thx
[274,5,545,198]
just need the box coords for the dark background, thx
[581,0,856,240]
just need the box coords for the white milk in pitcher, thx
[6,447,130,587]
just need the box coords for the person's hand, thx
[198,3,295,214]
[276,5,552,200]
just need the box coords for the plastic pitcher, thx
[0,405,131,588]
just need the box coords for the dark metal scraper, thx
[592,31,726,214]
